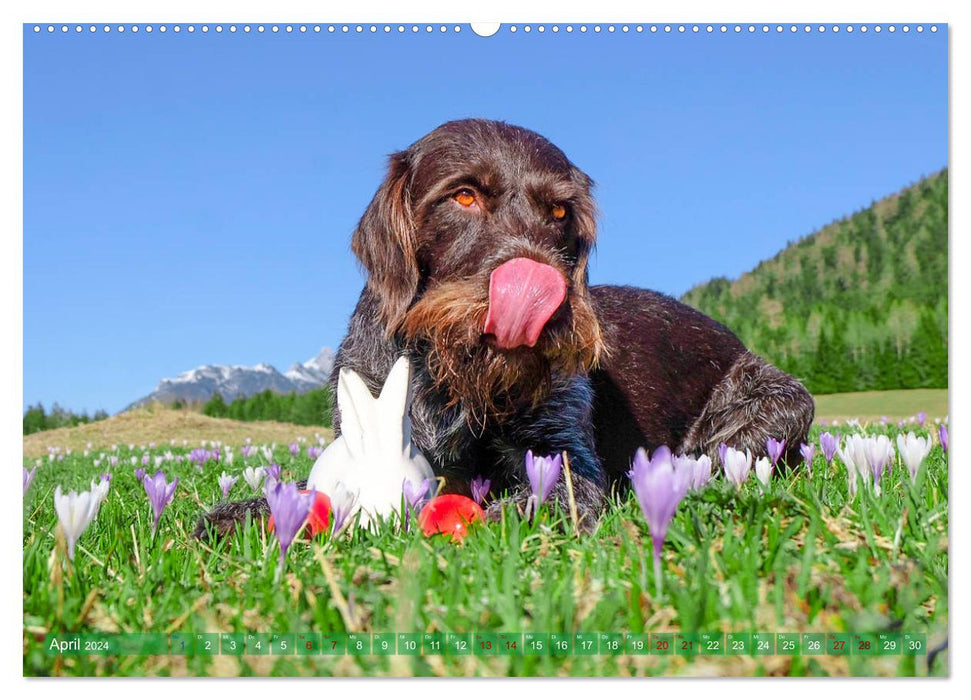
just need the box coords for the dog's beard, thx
[400,276,604,429]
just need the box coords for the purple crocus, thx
[134,467,146,483]
[189,448,209,470]
[766,437,786,467]
[142,470,178,533]
[141,454,150,467]
[525,451,562,509]
[819,432,839,465]
[264,463,282,483]
[264,480,314,568]
[799,443,815,477]
[218,471,238,500]
[917,412,927,427]
[289,442,300,457]
[402,477,436,531]
[628,445,691,597]
[241,445,255,459]
[470,476,492,505]
[939,424,948,453]
[23,467,37,495]
[673,453,712,491]
[717,442,729,465]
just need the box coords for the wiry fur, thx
[194,119,814,541]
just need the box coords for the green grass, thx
[814,388,948,422]
[23,424,948,677]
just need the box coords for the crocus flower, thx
[897,432,932,483]
[263,463,282,484]
[864,435,894,496]
[330,483,358,534]
[799,443,815,477]
[723,447,752,489]
[289,442,299,457]
[90,476,111,519]
[917,412,927,427]
[819,432,838,466]
[525,451,562,508]
[243,466,265,492]
[23,467,37,495]
[109,456,118,468]
[673,453,712,490]
[766,437,786,467]
[628,445,691,597]
[265,480,313,567]
[269,490,331,538]
[718,443,729,465]
[838,435,869,497]
[470,476,491,505]
[307,445,323,460]
[143,470,178,533]
[241,445,255,459]
[402,477,436,530]
[134,467,146,483]
[141,454,150,467]
[54,486,99,561]
[939,424,948,453]
[754,456,772,491]
[261,446,274,463]
[218,471,238,499]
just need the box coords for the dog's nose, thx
[483,257,567,349]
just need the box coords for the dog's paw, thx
[483,482,602,533]
[192,497,268,542]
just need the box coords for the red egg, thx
[268,490,332,537]
[418,494,485,542]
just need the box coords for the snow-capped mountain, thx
[128,348,335,409]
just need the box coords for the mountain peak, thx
[128,348,336,412]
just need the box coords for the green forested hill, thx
[681,170,947,395]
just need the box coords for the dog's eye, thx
[454,189,477,207]
[552,204,568,221]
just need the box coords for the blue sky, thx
[23,24,948,414]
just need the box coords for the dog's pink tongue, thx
[484,258,567,349]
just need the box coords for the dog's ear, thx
[352,151,419,334]
[567,170,607,366]
[568,169,598,289]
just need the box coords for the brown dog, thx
[195,118,813,538]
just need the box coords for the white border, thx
[4,0,964,695]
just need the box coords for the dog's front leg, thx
[485,374,606,531]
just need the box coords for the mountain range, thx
[128,348,335,410]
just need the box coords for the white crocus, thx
[53,486,99,561]
[89,477,111,519]
[755,456,772,491]
[838,434,870,497]
[864,434,894,496]
[723,447,752,489]
[896,432,932,483]
[242,465,265,492]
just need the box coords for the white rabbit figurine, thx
[306,356,434,528]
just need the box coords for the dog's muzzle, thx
[482,257,567,349]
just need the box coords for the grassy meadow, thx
[22,406,948,677]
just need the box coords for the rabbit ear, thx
[377,356,413,454]
[337,367,377,460]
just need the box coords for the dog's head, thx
[352,119,604,422]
